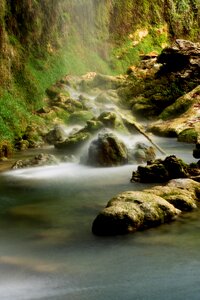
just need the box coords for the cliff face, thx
[0,0,199,144]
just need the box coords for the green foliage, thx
[110,26,168,73]
[164,0,200,40]
[0,89,31,142]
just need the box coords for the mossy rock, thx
[92,191,180,235]
[97,111,127,133]
[87,132,128,167]
[145,185,197,212]
[68,111,94,125]
[86,119,104,132]
[46,86,70,100]
[0,141,13,158]
[54,131,91,151]
[178,128,198,143]
[131,155,189,183]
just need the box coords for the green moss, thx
[159,94,192,120]
[178,128,198,143]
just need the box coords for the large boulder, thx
[92,178,200,236]
[92,190,180,235]
[87,132,128,167]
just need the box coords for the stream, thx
[0,136,199,300]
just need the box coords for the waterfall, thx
[67,0,96,46]
[65,0,111,59]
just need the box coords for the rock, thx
[12,153,59,169]
[144,179,199,211]
[97,111,127,133]
[80,73,127,91]
[157,39,200,77]
[92,178,200,236]
[193,143,200,159]
[68,110,94,125]
[85,118,104,132]
[92,191,180,235]
[54,131,91,152]
[15,139,30,151]
[44,125,66,145]
[130,143,156,163]
[131,155,189,183]
[61,154,78,163]
[148,85,200,141]
[178,128,198,143]
[87,131,128,167]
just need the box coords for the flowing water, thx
[0,137,199,300]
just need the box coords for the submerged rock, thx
[12,153,59,169]
[92,178,200,236]
[87,132,128,167]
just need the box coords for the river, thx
[0,137,199,300]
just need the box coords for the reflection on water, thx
[0,137,199,300]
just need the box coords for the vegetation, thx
[0,0,199,151]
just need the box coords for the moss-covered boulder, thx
[92,191,180,235]
[178,128,198,143]
[144,180,199,212]
[87,132,128,167]
[148,85,200,142]
[92,178,200,236]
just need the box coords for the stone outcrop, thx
[148,85,200,142]
[157,39,200,81]
[92,178,200,236]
